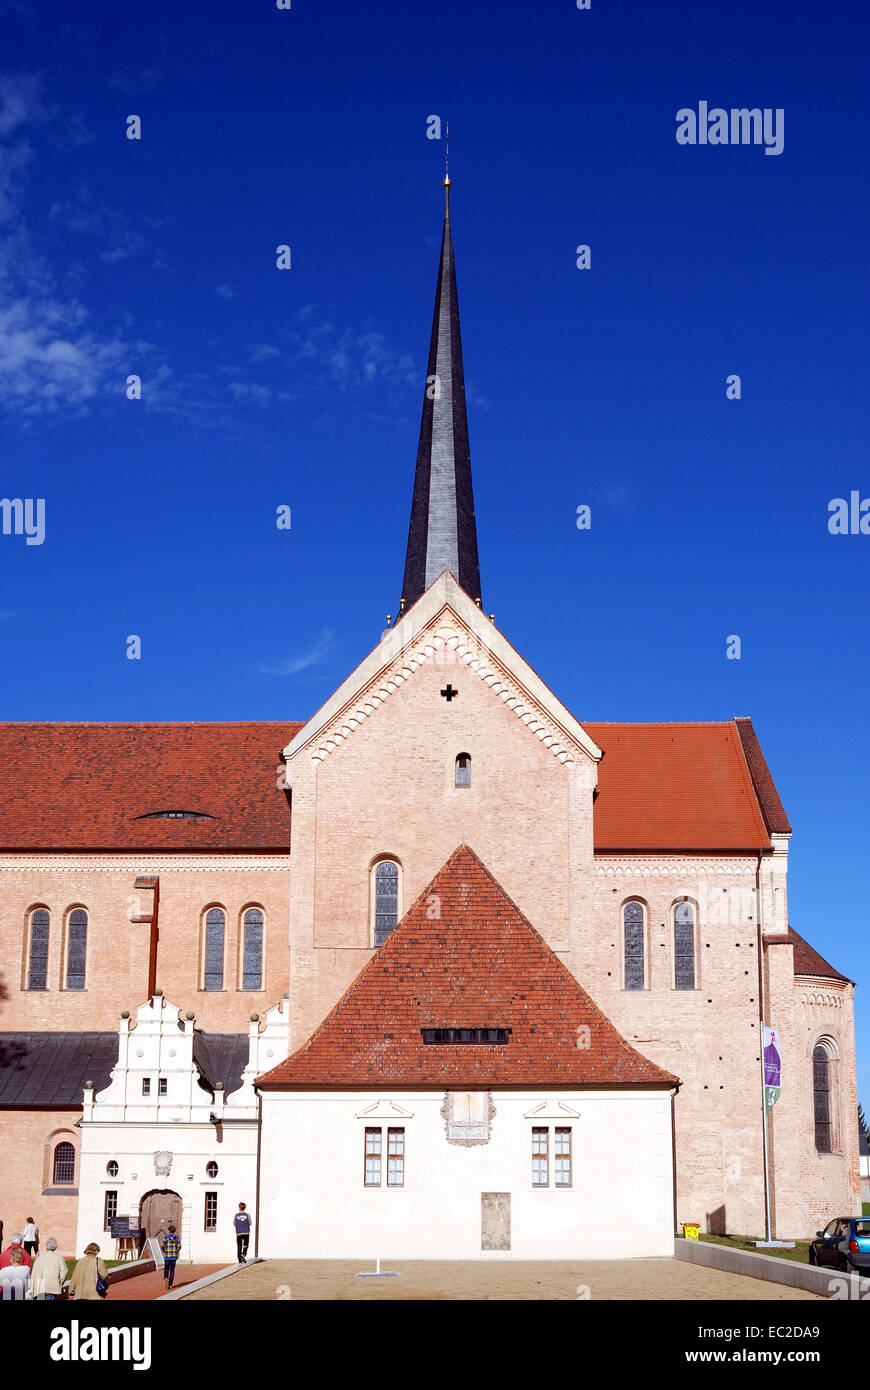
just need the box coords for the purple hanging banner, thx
[762,1024,781,1113]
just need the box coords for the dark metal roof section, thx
[192,1031,249,1098]
[400,180,482,615]
[0,1033,116,1107]
[734,717,792,835]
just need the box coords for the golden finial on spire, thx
[443,121,451,208]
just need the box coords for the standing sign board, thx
[110,1217,141,1240]
[146,1237,165,1268]
[111,1216,141,1260]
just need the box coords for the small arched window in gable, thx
[53,1141,75,1185]
[242,908,264,990]
[674,901,696,990]
[28,908,50,990]
[374,861,399,947]
[623,902,645,991]
[813,1044,833,1154]
[204,908,225,991]
[455,753,471,788]
[66,909,88,990]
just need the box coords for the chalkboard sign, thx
[111,1217,141,1239]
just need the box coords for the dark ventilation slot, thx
[421,1028,510,1045]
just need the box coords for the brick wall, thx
[0,857,290,1032]
[0,1110,82,1255]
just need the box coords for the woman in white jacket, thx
[21,1218,38,1257]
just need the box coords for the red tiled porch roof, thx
[258,845,679,1090]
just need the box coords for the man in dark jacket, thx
[233,1204,251,1263]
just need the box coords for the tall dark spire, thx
[399,166,482,615]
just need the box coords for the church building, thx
[0,173,859,1263]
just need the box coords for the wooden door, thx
[140,1191,182,1243]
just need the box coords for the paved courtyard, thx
[182,1258,822,1301]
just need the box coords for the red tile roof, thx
[0,716,786,854]
[258,845,679,1090]
[583,721,773,852]
[0,722,300,850]
[734,718,792,835]
[763,926,852,985]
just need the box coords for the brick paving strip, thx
[180,1259,823,1301]
[105,1264,225,1301]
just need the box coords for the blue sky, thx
[1,2,868,1103]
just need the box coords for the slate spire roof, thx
[400,179,482,615]
[257,845,679,1090]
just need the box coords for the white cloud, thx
[106,69,163,95]
[0,73,45,138]
[259,628,338,678]
[249,343,280,362]
[216,283,234,299]
[228,380,272,406]
[0,296,127,414]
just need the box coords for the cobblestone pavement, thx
[181,1258,823,1301]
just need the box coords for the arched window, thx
[374,861,399,947]
[455,753,471,788]
[206,1160,219,1178]
[241,908,263,990]
[623,902,645,990]
[28,908,50,990]
[813,1044,833,1154]
[674,902,696,990]
[53,1141,75,1185]
[106,1160,119,1178]
[66,909,88,990]
[204,908,225,991]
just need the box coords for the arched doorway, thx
[139,1189,182,1249]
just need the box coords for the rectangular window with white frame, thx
[364,1126,405,1186]
[554,1127,572,1186]
[204,1191,218,1231]
[532,1125,573,1187]
[103,1190,118,1230]
[532,1126,549,1186]
[364,1127,382,1186]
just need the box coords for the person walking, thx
[160,1224,181,1290]
[30,1238,67,1300]
[233,1203,251,1263]
[0,1249,31,1300]
[21,1218,38,1258]
[0,1234,31,1269]
[68,1243,108,1300]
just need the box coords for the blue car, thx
[809,1218,870,1273]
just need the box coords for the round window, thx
[106,1160,119,1177]
[206,1160,219,1178]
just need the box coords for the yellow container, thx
[682,1223,700,1241]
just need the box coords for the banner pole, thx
[762,1078,772,1241]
